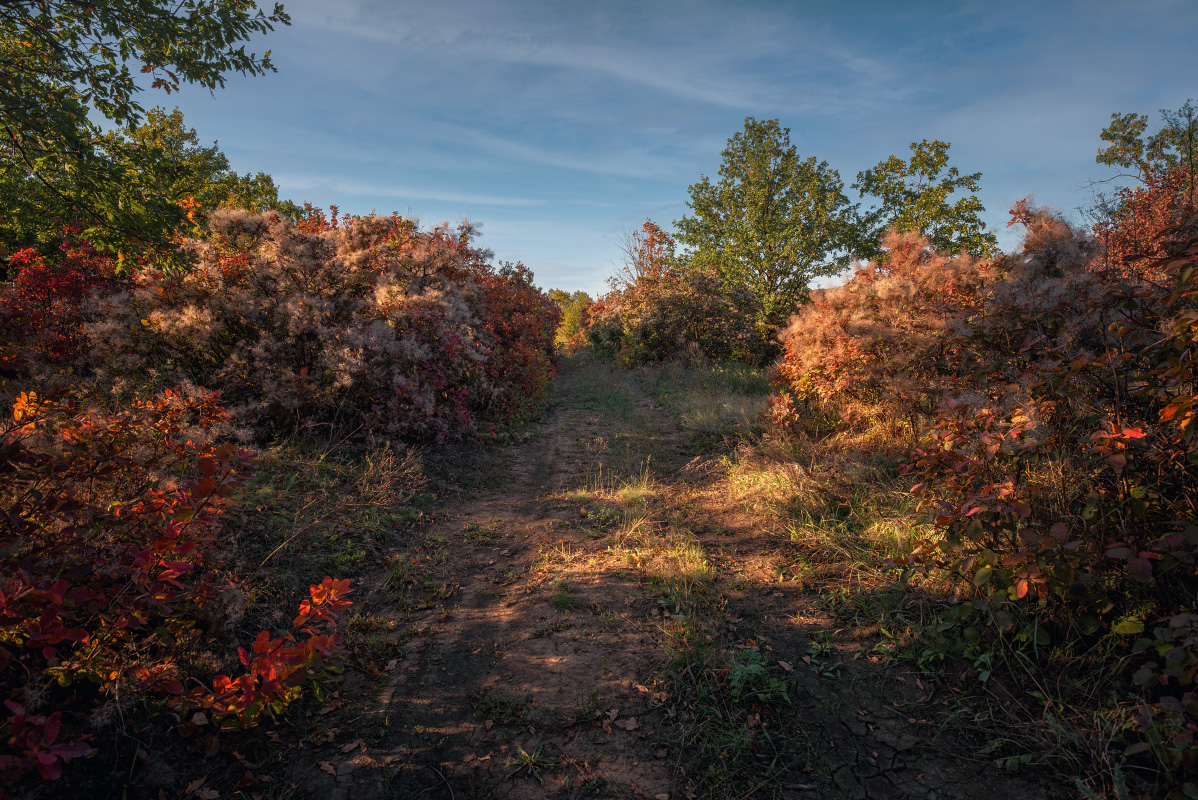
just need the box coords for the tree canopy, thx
[675,117,853,330]
[0,0,290,259]
[852,139,996,260]
[1097,100,1197,184]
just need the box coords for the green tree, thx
[0,0,290,260]
[112,107,298,215]
[852,139,996,260]
[1097,100,1197,184]
[0,107,297,261]
[675,117,854,331]
[548,289,593,348]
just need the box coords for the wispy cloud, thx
[282,0,903,115]
[276,175,545,208]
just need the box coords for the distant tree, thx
[613,219,680,291]
[675,117,854,331]
[852,139,996,260]
[1097,100,1198,185]
[548,288,593,349]
[0,0,290,260]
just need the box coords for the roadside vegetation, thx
[574,104,1198,799]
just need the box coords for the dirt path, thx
[298,359,1060,800]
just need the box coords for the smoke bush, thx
[584,221,768,366]
[771,172,1198,782]
[86,210,559,441]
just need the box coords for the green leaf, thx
[1112,616,1145,635]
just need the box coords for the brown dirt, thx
[289,358,1064,800]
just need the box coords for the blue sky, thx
[165,0,1198,295]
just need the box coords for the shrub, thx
[584,220,768,366]
[0,231,116,371]
[770,169,1198,787]
[86,209,560,441]
[0,382,352,792]
[768,229,995,434]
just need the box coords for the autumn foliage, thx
[771,166,1198,784]
[584,220,769,366]
[81,209,558,441]
[0,204,563,791]
[0,380,355,792]
[0,230,115,370]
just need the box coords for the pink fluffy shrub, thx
[86,209,559,441]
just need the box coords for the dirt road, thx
[299,358,1056,800]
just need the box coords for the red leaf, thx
[1127,557,1153,583]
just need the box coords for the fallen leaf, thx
[602,721,613,734]
[607,708,619,721]
[196,791,219,800]
[656,794,671,800]
[233,773,259,790]
[191,712,209,726]
[916,678,925,691]
[635,684,651,693]
[319,762,336,776]
[684,789,698,799]
[184,777,207,795]
[801,655,812,665]
[777,660,793,672]
[656,749,668,759]
[385,659,397,671]
[340,738,364,754]
[615,717,641,731]
[463,754,476,763]
[484,720,493,730]
[528,725,536,735]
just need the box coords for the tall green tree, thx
[111,107,298,215]
[852,139,996,260]
[675,117,853,330]
[1097,100,1197,184]
[0,0,290,260]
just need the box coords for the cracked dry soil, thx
[296,359,1061,800]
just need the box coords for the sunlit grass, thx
[638,360,770,436]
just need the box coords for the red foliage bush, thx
[0,383,350,791]
[771,169,1198,782]
[179,577,352,730]
[87,209,559,441]
[584,221,768,366]
[0,232,116,369]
